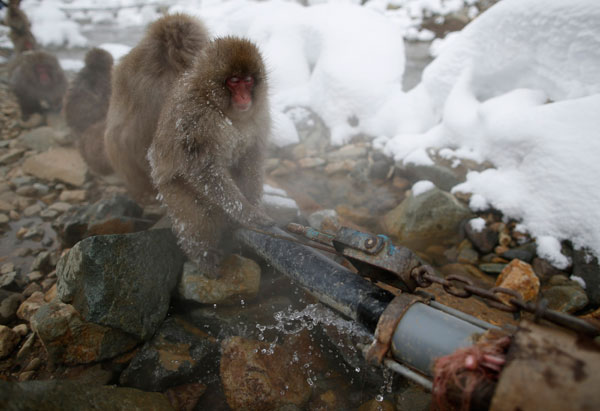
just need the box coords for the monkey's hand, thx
[244,206,275,228]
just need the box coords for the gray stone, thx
[120,317,218,392]
[30,301,138,365]
[307,209,340,232]
[19,126,67,152]
[382,187,472,249]
[0,272,18,291]
[0,292,23,324]
[0,380,173,410]
[465,221,497,254]
[53,194,145,247]
[502,243,536,263]
[0,149,25,165]
[532,257,565,283]
[22,203,43,217]
[285,106,330,154]
[404,163,462,192]
[56,229,185,340]
[10,176,35,188]
[542,275,589,314]
[479,263,507,274]
[572,250,600,307]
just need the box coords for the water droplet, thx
[306,378,314,386]
[376,394,384,402]
[355,367,361,372]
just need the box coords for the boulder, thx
[56,229,185,340]
[120,317,218,392]
[22,148,88,187]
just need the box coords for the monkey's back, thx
[103,13,210,202]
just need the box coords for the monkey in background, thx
[9,50,67,119]
[148,36,273,277]
[63,48,114,175]
[5,0,37,53]
[104,13,210,203]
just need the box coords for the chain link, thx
[410,264,600,337]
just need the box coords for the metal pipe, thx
[391,302,486,376]
[235,227,394,332]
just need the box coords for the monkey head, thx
[192,36,268,121]
[84,48,114,72]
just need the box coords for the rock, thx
[178,255,261,305]
[395,385,431,411]
[0,271,18,291]
[465,220,497,254]
[17,292,46,322]
[0,292,23,324]
[298,157,326,168]
[479,263,507,274]
[359,399,395,411]
[457,247,479,265]
[30,301,138,365]
[327,144,368,161]
[285,106,330,154]
[22,148,88,187]
[382,187,472,249]
[15,185,37,197]
[220,336,311,410]
[48,201,72,213]
[120,317,218,392]
[0,149,25,165]
[262,193,299,225]
[572,250,600,307]
[12,324,28,337]
[403,163,462,192]
[501,243,536,263]
[0,214,8,225]
[325,159,356,175]
[22,283,41,298]
[0,380,173,410]
[307,209,340,233]
[59,189,86,203]
[26,271,43,283]
[53,194,145,247]
[495,259,540,304]
[32,183,49,196]
[542,275,589,314]
[23,202,43,217]
[19,126,67,152]
[532,257,565,283]
[56,229,185,340]
[30,251,53,273]
[0,325,20,358]
[165,383,207,411]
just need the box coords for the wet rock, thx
[532,257,564,283]
[308,209,340,233]
[22,282,41,298]
[542,275,588,314]
[178,255,260,305]
[56,229,184,340]
[166,383,207,411]
[53,194,145,247]
[501,242,536,263]
[188,296,292,338]
[359,399,395,411]
[0,213,8,224]
[495,259,540,304]
[120,317,218,392]
[16,291,45,322]
[0,271,18,291]
[0,380,174,410]
[285,106,330,153]
[404,163,462,192]
[19,126,67,152]
[22,203,42,218]
[0,148,25,165]
[22,148,88,187]
[572,250,600,307]
[382,187,472,249]
[395,384,431,411]
[465,219,497,253]
[263,192,300,225]
[327,144,368,161]
[479,263,507,274]
[220,336,311,410]
[0,291,23,324]
[0,325,20,358]
[30,301,138,365]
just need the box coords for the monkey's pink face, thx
[35,65,51,86]
[226,75,254,112]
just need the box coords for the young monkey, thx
[148,36,274,277]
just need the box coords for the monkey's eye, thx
[243,76,254,85]
[228,77,240,84]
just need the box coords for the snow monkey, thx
[5,0,37,54]
[104,14,210,203]
[148,36,273,277]
[9,50,67,119]
[63,48,114,175]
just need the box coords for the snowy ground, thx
[2,0,600,267]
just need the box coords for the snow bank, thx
[22,0,88,48]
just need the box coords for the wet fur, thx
[149,36,272,272]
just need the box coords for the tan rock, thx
[220,336,311,410]
[495,259,540,304]
[16,291,45,322]
[59,190,87,203]
[22,148,88,186]
[178,255,261,305]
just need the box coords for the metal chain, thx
[410,265,600,338]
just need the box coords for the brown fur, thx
[104,14,210,203]
[5,0,37,53]
[148,36,272,274]
[63,48,114,175]
[9,50,67,119]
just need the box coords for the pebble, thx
[18,371,35,382]
[23,357,41,372]
[26,271,44,283]
[495,259,540,304]
[0,199,12,213]
[15,185,37,197]
[12,324,29,337]
[9,210,20,220]
[0,213,9,224]
[23,203,43,217]
[59,190,87,203]
[298,157,326,168]
[22,282,42,298]
[479,263,507,274]
[16,291,45,322]
[48,202,72,213]
[33,183,50,196]
[0,263,14,274]
[40,209,59,219]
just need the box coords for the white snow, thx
[97,43,132,61]
[412,180,435,196]
[468,217,486,233]
[5,0,600,266]
[571,275,586,290]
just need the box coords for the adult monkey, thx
[148,37,274,277]
[104,13,210,203]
